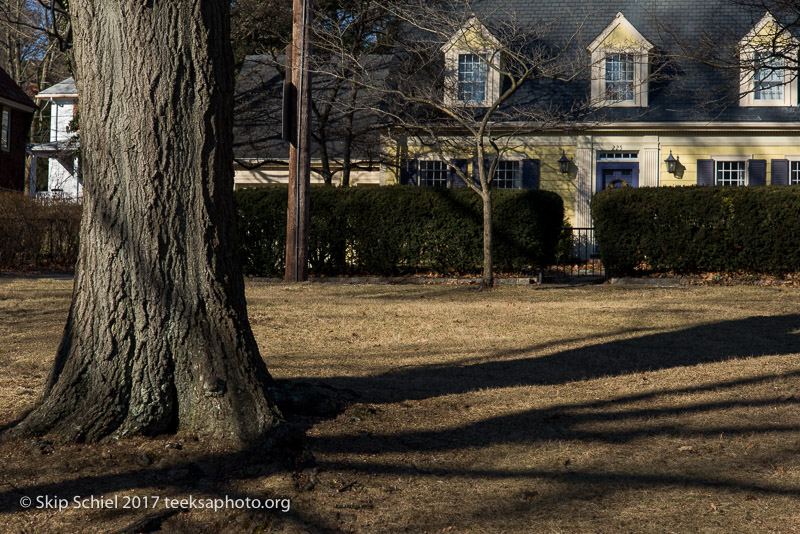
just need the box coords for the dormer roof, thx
[441,16,500,54]
[739,11,799,48]
[587,12,653,52]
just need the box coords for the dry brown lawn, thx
[1,277,799,533]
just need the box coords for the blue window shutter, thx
[521,159,540,189]
[749,159,766,186]
[697,159,715,186]
[450,159,469,187]
[771,159,789,185]
[401,159,418,186]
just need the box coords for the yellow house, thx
[233,5,800,233]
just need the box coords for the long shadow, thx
[1,372,798,529]
[316,459,800,498]
[1,373,798,530]
[0,443,343,533]
[4,313,800,528]
[293,313,800,404]
[307,370,800,455]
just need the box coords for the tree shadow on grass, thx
[296,313,800,404]
[0,370,797,532]
[0,443,339,533]
[2,314,799,531]
[309,369,800,454]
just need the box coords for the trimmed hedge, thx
[592,186,800,275]
[235,186,564,276]
[0,192,81,270]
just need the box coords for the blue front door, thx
[602,168,634,189]
[596,162,639,191]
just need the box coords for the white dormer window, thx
[588,13,653,108]
[754,52,784,101]
[605,53,635,101]
[739,13,798,107]
[457,54,488,103]
[442,17,501,106]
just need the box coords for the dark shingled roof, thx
[234,1,800,148]
[0,66,35,110]
[233,56,286,161]
[234,55,391,161]
[473,0,800,122]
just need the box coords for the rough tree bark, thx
[12,0,282,444]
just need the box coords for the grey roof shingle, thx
[475,0,800,122]
[234,55,392,161]
[234,0,800,154]
[0,66,35,110]
[36,77,77,98]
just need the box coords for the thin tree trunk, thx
[481,190,493,287]
[340,118,355,187]
[12,0,281,444]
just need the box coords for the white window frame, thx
[418,159,449,187]
[785,155,800,185]
[604,53,636,102]
[442,17,501,107]
[712,155,750,187]
[457,53,488,103]
[597,151,639,161]
[588,13,653,108]
[753,52,785,101]
[739,13,798,107]
[493,160,520,189]
[1,108,9,152]
[790,161,800,185]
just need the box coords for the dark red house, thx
[0,67,35,191]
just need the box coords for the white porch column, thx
[574,147,593,228]
[640,147,660,187]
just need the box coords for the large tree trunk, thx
[12,0,281,444]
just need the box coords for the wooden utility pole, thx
[285,0,312,281]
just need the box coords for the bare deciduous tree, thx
[9,0,282,445]
[233,0,395,186]
[316,0,641,285]
[0,1,71,192]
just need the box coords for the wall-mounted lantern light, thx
[558,151,570,174]
[665,151,677,174]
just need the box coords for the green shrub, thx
[556,219,574,263]
[591,186,800,276]
[235,186,564,276]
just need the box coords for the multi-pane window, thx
[0,109,9,152]
[716,161,746,186]
[457,54,487,103]
[605,53,635,101]
[597,151,638,160]
[419,160,448,187]
[494,160,519,189]
[754,52,784,101]
[791,161,800,185]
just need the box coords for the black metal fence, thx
[545,227,605,278]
